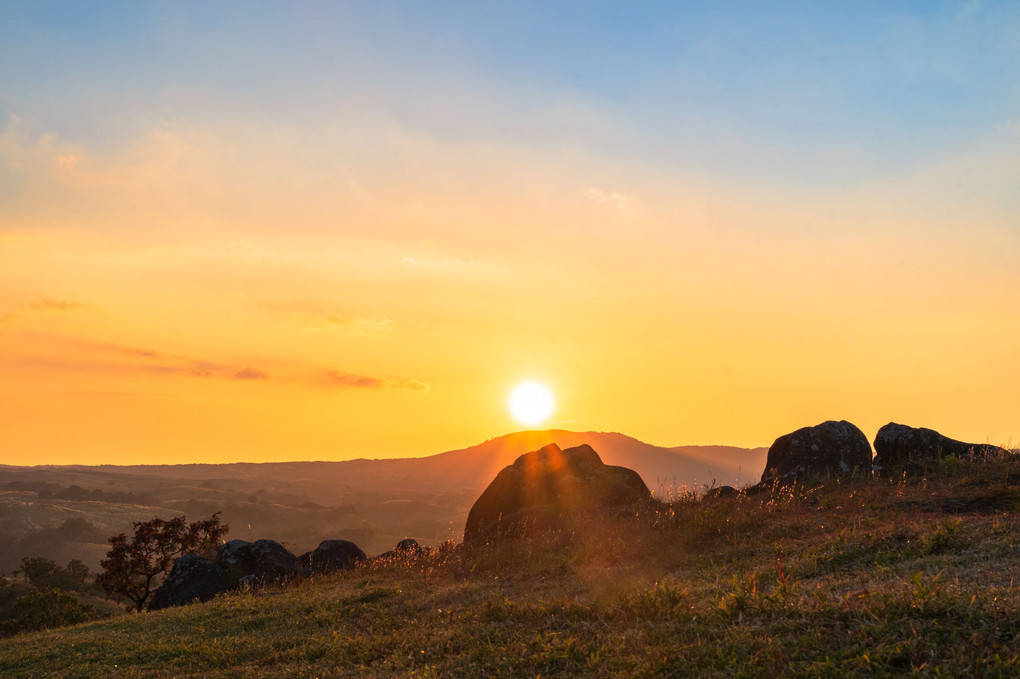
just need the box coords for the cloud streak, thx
[26,298,94,312]
[0,298,96,324]
[326,370,429,392]
[234,367,269,380]
[305,315,395,336]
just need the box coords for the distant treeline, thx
[0,518,108,575]
[2,482,158,506]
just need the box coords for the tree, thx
[97,513,227,612]
[15,557,91,592]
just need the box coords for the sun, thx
[508,381,555,426]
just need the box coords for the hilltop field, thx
[1,449,1018,678]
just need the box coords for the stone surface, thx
[300,539,367,574]
[217,539,303,584]
[149,555,230,611]
[760,420,872,485]
[874,423,1010,470]
[463,443,650,544]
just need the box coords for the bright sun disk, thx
[508,381,555,426]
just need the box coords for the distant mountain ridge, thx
[6,430,766,497]
[0,430,768,564]
[420,430,767,495]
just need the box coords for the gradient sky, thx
[1,1,1018,464]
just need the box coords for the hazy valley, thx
[0,430,767,574]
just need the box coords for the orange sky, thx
[2,4,1018,464]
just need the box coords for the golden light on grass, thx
[508,381,555,427]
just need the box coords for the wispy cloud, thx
[305,315,394,336]
[57,154,79,172]
[1,298,96,324]
[26,298,94,312]
[585,188,634,215]
[326,370,429,392]
[234,367,269,380]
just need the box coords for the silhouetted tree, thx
[98,513,227,612]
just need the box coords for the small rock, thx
[395,538,423,556]
[300,539,367,574]
[704,485,738,499]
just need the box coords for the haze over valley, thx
[0,430,766,573]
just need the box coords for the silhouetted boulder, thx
[217,539,303,584]
[874,423,1010,471]
[396,538,423,556]
[760,420,872,486]
[376,538,425,562]
[463,443,650,544]
[300,539,366,574]
[149,555,229,611]
[704,485,738,499]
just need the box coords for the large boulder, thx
[149,555,230,611]
[760,420,872,485]
[300,539,367,574]
[463,443,650,545]
[874,423,1010,470]
[217,539,303,585]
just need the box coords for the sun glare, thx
[508,381,555,426]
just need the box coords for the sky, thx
[1,1,1018,465]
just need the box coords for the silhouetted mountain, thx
[417,430,767,495]
[14,430,765,498]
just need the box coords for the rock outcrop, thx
[218,539,304,585]
[760,420,872,485]
[463,442,650,544]
[874,423,1010,471]
[300,539,367,574]
[149,555,230,611]
[150,536,369,610]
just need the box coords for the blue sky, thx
[3,1,1017,185]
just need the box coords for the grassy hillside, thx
[1,453,1018,678]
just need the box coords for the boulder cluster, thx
[150,422,1009,611]
[757,420,1010,488]
[149,537,415,611]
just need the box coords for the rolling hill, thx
[0,431,767,564]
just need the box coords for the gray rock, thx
[874,423,1010,471]
[217,539,303,585]
[300,539,366,574]
[463,443,650,545]
[760,420,872,485]
[149,555,229,611]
